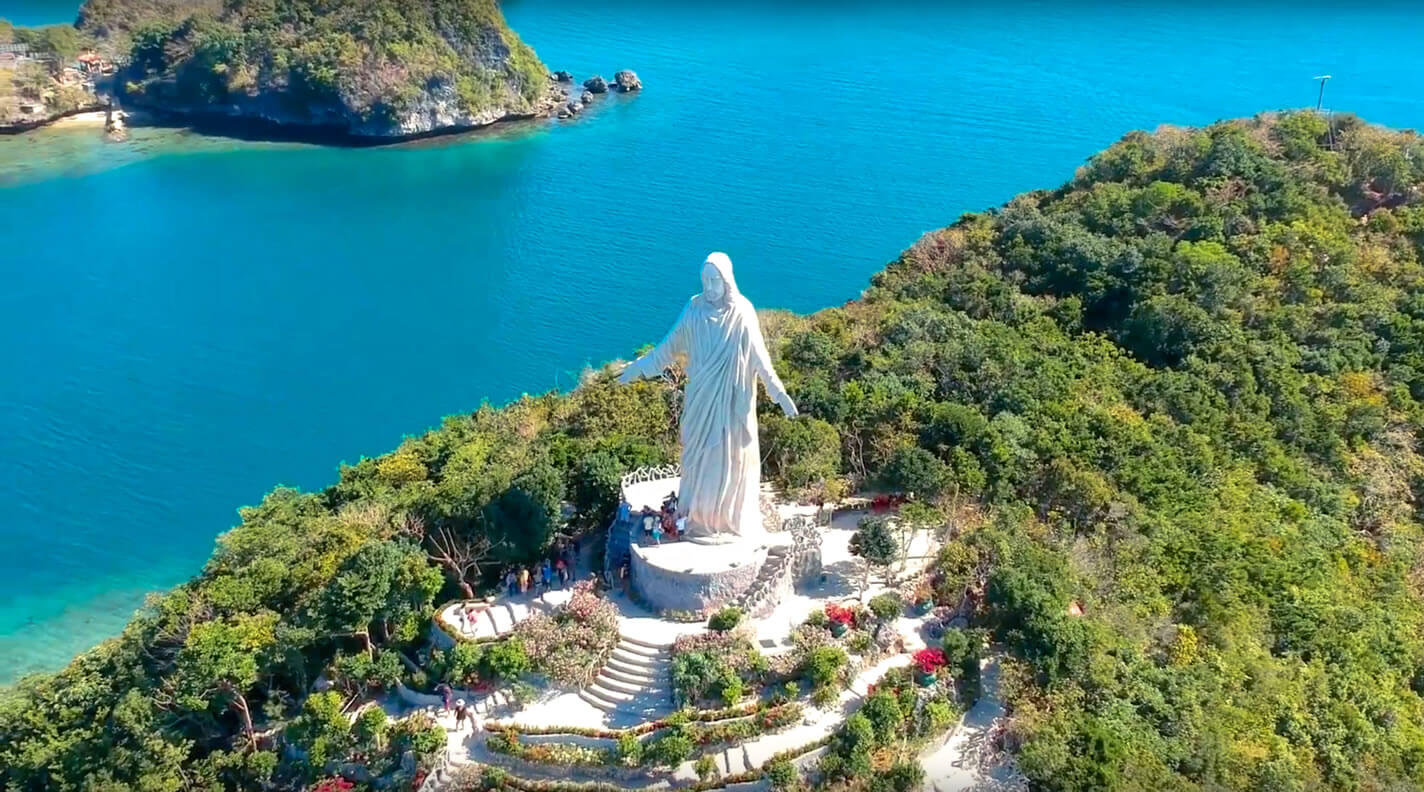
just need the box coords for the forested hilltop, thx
[74,0,556,137]
[4,111,1424,791]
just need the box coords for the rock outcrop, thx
[552,71,573,83]
[583,75,609,94]
[77,0,563,140]
[614,70,643,93]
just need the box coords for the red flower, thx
[913,648,947,675]
[825,603,856,627]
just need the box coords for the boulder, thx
[580,90,594,105]
[565,101,582,115]
[552,70,573,82]
[614,70,642,92]
[583,75,608,94]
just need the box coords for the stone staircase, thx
[578,633,675,722]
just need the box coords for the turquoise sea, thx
[1,0,1420,684]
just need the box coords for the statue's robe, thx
[630,257,786,542]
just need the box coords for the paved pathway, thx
[918,656,1024,792]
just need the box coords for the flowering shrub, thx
[824,603,857,628]
[514,582,619,686]
[913,648,947,675]
[309,779,355,792]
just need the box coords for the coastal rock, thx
[583,75,608,94]
[76,0,561,140]
[565,101,582,116]
[614,70,642,92]
[552,70,573,82]
[580,91,594,105]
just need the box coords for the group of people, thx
[434,683,477,732]
[617,491,685,545]
[502,539,580,597]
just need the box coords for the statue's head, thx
[701,252,737,307]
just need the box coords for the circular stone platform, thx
[629,535,788,613]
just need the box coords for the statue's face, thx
[702,263,727,304]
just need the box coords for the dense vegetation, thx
[3,111,1424,791]
[74,0,550,128]
[0,20,99,124]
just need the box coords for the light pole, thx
[1314,74,1331,112]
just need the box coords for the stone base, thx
[629,534,789,613]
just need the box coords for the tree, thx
[850,516,899,598]
[39,24,85,62]
[483,486,557,565]
[165,612,277,751]
[403,513,489,599]
[881,445,949,497]
[314,541,440,653]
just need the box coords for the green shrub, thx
[802,646,848,690]
[694,755,718,781]
[353,706,388,749]
[644,732,693,769]
[718,671,744,706]
[708,607,743,632]
[615,732,643,766]
[765,757,799,790]
[482,638,532,680]
[859,691,904,747]
[868,593,903,622]
[846,631,873,655]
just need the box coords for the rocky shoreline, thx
[4,68,642,146]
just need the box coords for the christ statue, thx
[618,252,798,543]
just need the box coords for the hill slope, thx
[2,112,1423,792]
[78,0,557,137]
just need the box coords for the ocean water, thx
[1,0,1421,683]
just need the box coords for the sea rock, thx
[565,101,582,115]
[614,70,642,92]
[580,91,594,105]
[583,75,608,94]
[552,70,573,82]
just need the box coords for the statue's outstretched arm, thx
[748,309,798,418]
[620,301,690,383]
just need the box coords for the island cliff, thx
[77,0,560,139]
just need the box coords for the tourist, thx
[554,556,566,587]
[454,699,468,731]
[541,559,552,589]
[651,521,664,544]
[617,500,631,524]
[455,607,466,633]
[518,566,530,594]
[435,682,452,713]
[505,569,517,597]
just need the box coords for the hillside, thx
[2,111,1424,792]
[74,0,558,137]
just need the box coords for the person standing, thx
[554,556,566,587]
[518,566,530,594]
[454,699,468,731]
[541,559,552,589]
[505,569,517,597]
[435,682,453,713]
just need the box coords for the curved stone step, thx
[507,601,531,623]
[620,633,673,651]
[601,663,662,686]
[595,671,669,696]
[577,685,622,712]
[613,639,665,659]
[610,646,668,669]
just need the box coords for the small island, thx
[1,0,643,141]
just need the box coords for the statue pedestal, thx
[629,533,789,614]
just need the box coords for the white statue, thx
[619,252,797,543]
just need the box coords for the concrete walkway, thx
[918,657,1024,792]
